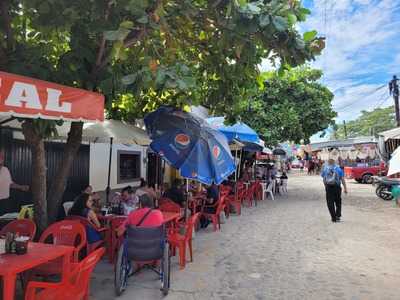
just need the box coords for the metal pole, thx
[234,149,238,182]
[237,149,243,179]
[389,75,400,126]
[343,120,348,139]
[185,179,189,220]
[106,137,113,205]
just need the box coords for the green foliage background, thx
[242,67,336,146]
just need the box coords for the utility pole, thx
[389,75,400,126]
[343,120,348,139]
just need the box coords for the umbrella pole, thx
[234,149,238,203]
[106,137,113,205]
[234,149,238,182]
[185,179,189,220]
[238,149,243,179]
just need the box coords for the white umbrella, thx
[388,146,400,176]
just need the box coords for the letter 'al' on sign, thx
[0,71,104,121]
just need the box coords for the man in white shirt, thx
[0,151,29,215]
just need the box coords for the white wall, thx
[90,143,147,192]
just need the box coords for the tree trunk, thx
[21,121,47,233]
[47,122,83,223]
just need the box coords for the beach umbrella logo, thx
[213,145,221,159]
[175,133,191,149]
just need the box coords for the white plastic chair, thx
[265,182,275,201]
[63,201,74,215]
[261,182,267,201]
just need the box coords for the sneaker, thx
[336,217,341,222]
[331,219,336,223]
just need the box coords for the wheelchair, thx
[114,224,171,296]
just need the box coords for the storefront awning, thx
[0,71,104,122]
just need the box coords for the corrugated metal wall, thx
[0,128,89,212]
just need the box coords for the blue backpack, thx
[324,167,339,186]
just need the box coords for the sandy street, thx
[91,172,400,300]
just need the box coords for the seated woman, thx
[69,193,102,243]
[83,185,101,212]
[164,179,185,207]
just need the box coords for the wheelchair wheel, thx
[160,242,170,296]
[115,245,128,296]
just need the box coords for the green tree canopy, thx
[336,106,396,138]
[242,67,336,146]
[0,0,324,229]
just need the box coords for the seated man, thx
[112,186,138,215]
[118,194,164,236]
[164,179,185,207]
[200,183,220,228]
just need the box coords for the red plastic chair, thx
[159,198,181,213]
[168,212,201,269]
[65,215,107,254]
[28,220,88,280]
[253,181,263,205]
[24,247,105,300]
[0,219,36,241]
[201,196,226,231]
[109,216,126,263]
[225,193,241,216]
[243,185,255,207]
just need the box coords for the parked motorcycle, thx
[373,176,400,201]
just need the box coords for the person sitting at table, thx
[82,185,101,212]
[118,194,164,236]
[164,179,185,207]
[136,178,158,200]
[112,186,138,214]
[69,193,102,243]
[200,183,220,228]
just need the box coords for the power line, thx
[334,84,387,111]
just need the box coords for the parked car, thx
[344,161,386,184]
[291,159,302,169]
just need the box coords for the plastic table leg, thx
[3,274,16,300]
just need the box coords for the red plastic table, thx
[0,242,74,300]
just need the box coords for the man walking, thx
[0,151,29,215]
[321,158,347,222]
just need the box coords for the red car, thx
[344,161,386,184]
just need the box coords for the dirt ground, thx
[90,172,400,300]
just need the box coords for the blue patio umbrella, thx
[144,106,235,185]
[206,117,260,144]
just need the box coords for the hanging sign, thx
[0,71,104,121]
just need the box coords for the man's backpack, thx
[324,167,339,186]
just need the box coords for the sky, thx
[260,0,400,142]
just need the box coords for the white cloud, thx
[303,0,400,121]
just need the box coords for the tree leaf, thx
[121,74,137,85]
[287,13,297,26]
[303,30,317,42]
[272,16,288,32]
[137,15,149,24]
[259,15,270,27]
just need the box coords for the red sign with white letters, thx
[0,71,104,121]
